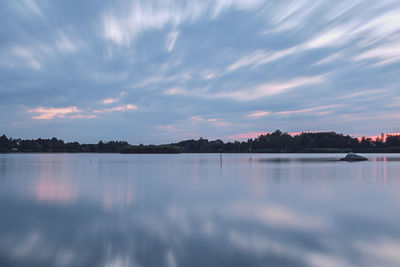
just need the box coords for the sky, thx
[1,0,400,144]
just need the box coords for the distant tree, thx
[359,137,373,148]
[385,135,400,147]
[0,134,10,152]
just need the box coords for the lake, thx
[0,153,400,267]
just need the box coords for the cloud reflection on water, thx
[1,154,400,267]
[35,176,78,204]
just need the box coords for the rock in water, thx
[340,153,368,161]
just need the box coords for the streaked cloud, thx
[216,76,326,101]
[304,26,353,49]
[247,111,270,118]
[190,116,230,127]
[1,0,400,142]
[165,76,326,101]
[102,1,206,46]
[211,0,264,18]
[354,44,400,66]
[313,52,344,66]
[355,238,400,267]
[28,107,81,120]
[275,105,340,115]
[55,31,79,53]
[94,104,138,113]
[165,31,179,52]
[227,47,299,72]
[69,114,97,119]
[191,115,218,122]
[13,47,41,70]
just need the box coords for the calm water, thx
[1,153,400,267]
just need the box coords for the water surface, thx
[0,153,400,267]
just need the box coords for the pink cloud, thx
[28,106,81,120]
[247,111,270,117]
[102,98,118,104]
[125,104,137,110]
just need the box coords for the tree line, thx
[1,130,400,153]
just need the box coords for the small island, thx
[340,153,368,161]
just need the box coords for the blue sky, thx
[1,0,399,143]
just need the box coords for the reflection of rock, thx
[340,153,368,161]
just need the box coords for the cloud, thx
[2,0,400,142]
[28,106,81,120]
[191,115,218,122]
[313,52,344,66]
[164,87,190,95]
[275,104,340,115]
[102,98,118,105]
[55,32,78,53]
[165,250,178,267]
[190,116,231,127]
[69,115,97,119]
[102,0,267,46]
[94,104,138,113]
[13,47,41,70]
[325,0,363,21]
[358,8,400,42]
[27,104,137,120]
[165,76,326,101]
[247,111,270,117]
[333,88,390,100]
[304,26,354,49]
[102,1,206,46]
[211,0,264,18]
[354,43,400,66]
[227,47,299,72]
[216,75,326,101]
[355,238,400,267]
[306,252,355,267]
[165,31,179,52]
